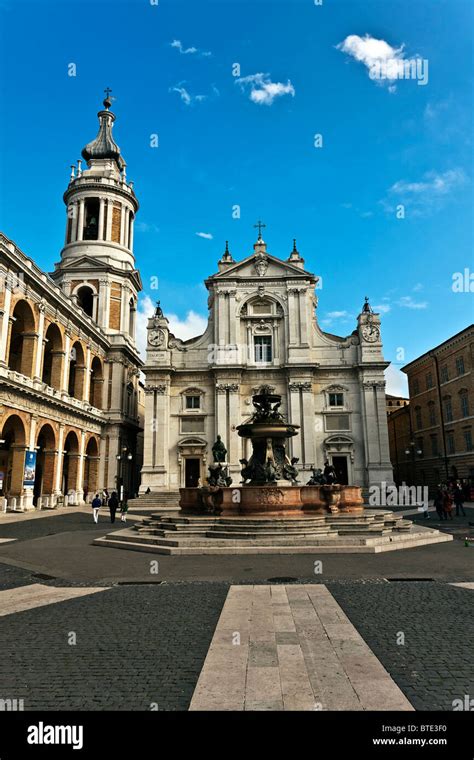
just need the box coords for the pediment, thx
[210,252,316,282]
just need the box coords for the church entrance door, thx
[332,456,348,485]
[185,458,200,487]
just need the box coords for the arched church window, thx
[83,199,100,240]
[77,286,94,318]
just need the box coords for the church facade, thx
[0,95,143,509]
[141,234,393,493]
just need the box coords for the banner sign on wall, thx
[23,451,37,487]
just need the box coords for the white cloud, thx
[336,34,427,90]
[171,39,198,55]
[337,34,404,69]
[136,294,155,358]
[170,39,212,57]
[135,294,207,359]
[135,221,159,234]
[236,72,295,106]
[412,283,423,292]
[390,169,466,197]
[397,296,428,310]
[327,310,350,319]
[196,231,213,239]
[382,168,468,215]
[169,81,217,106]
[167,311,207,341]
[170,85,192,106]
[373,303,391,314]
[385,364,408,396]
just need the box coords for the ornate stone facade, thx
[141,237,393,491]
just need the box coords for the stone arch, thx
[76,286,95,318]
[68,341,86,399]
[42,322,64,389]
[7,299,37,377]
[0,414,27,496]
[83,436,100,498]
[238,292,286,317]
[89,356,104,408]
[62,430,80,495]
[34,423,57,504]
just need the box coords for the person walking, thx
[91,493,101,524]
[442,488,454,521]
[434,487,445,520]
[108,491,119,524]
[120,498,129,523]
[101,489,109,507]
[453,484,466,517]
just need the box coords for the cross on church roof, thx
[253,220,266,241]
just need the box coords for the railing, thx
[0,366,104,416]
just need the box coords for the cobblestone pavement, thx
[0,512,473,584]
[0,512,473,712]
[328,580,474,711]
[0,582,229,711]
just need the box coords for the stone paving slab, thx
[189,584,413,711]
[328,581,474,711]
[0,583,108,617]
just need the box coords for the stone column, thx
[288,383,302,461]
[76,430,87,500]
[299,288,308,345]
[300,382,315,468]
[287,290,299,345]
[215,384,228,455]
[54,424,65,495]
[83,346,92,402]
[9,444,26,496]
[29,415,38,451]
[227,385,241,478]
[98,198,105,241]
[77,199,85,241]
[33,303,46,381]
[0,281,12,365]
[106,200,113,241]
[119,204,126,246]
[128,215,134,252]
[61,333,71,394]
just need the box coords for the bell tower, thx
[51,90,141,345]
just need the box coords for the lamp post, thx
[116,446,133,502]
[404,440,423,485]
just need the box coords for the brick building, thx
[389,325,474,492]
[0,94,143,510]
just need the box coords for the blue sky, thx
[0,0,472,393]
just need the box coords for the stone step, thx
[94,528,451,555]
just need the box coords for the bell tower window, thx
[77,286,94,317]
[83,199,100,240]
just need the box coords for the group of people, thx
[90,490,128,524]
[433,482,467,521]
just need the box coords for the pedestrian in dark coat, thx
[434,488,445,520]
[453,485,466,517]
[108,491,119,523]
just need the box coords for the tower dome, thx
[81,93,125,170]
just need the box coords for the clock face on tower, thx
[148,329,165,347]
[361,323,380,343]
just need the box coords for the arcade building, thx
[0,94,143,509]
